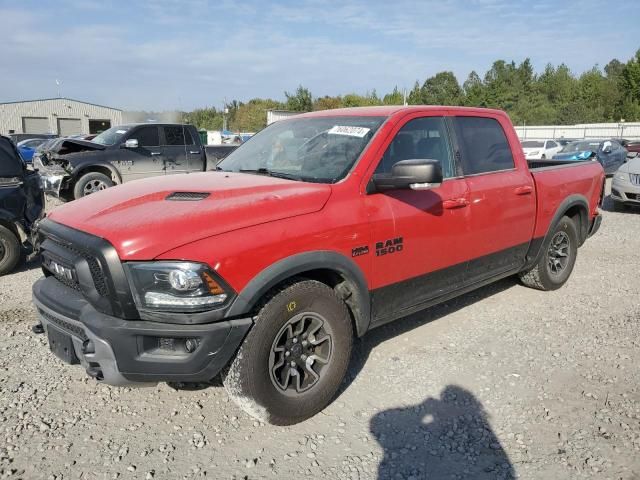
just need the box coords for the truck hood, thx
[46,138,105,155]
[48,172,332,259]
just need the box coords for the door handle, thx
[150,151,162,156]
[514,185,533,195]
[189,150,200,154]
[443,198,469,209]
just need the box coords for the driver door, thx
[116,125,165,182]
[365,114,472,324]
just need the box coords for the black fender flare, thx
[70,160,123,185]
[524,194,589,269]
[225,251,371,337]
[0,209,21,238]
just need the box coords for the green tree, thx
[420,71,463,105]
[383,86,404,105]
[313,96,343,111]
[285,85,313,112]
[230,98,282,132]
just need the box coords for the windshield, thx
[561,141,601,153]
[217,116,386,183]
[521,141,544,148]
[92,126,132,146]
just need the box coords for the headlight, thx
[124,262,229,313]
[528,151,539,156]
[615,173,627,181]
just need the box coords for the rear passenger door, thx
[366,114,471,323]
[162,125,192,175]
[451,115,536,284]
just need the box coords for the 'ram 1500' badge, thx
[351,246,369,257]
[376,237,403,256]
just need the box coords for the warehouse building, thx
[0,98,122,136]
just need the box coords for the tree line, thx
[182,50,640,132]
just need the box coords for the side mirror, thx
[372,159,443,192]
[124,139,139,149]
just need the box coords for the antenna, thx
[403,88,407,106]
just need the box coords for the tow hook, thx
[31,323,44,334]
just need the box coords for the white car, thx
[521,139,563,160]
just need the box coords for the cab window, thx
[452,117,515,175]
[375,117,456,179]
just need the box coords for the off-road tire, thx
[0,225,21,276]
[73,172,114,199]
[519,216,578,291]
[223,280,353,425]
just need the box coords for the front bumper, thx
[611,176,640,205]
[33,157,69,196]
[32,276,252,386]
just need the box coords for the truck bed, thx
[529,160,604,240]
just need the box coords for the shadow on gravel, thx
[11,256,42,274]
[370,385,515,480]
[601,194,640,214]
[339,277,517,396]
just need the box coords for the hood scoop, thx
[165,191,210,201]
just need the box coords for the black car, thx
[0,136,44,275]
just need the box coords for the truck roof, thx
[296,105,508,118]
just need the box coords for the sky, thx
[0,0,637,111]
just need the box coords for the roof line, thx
[0,97,122,111]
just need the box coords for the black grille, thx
[48,239,109,296]
[627,192,639,201]
[38,308,88,341]
[166,191,210,201]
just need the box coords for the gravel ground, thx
[1,184,639,479]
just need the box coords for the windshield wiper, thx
[238,168,303,181]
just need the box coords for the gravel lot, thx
[1,183,639,479]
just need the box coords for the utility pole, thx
[55,79,62,98]
[222,97,228,132]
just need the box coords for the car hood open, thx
[47,172,332,260]
[46,138,105,155]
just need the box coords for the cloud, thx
[0,0,637,110]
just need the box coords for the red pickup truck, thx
[32,106,604,425]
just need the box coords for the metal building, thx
[266,109,303,125]
[0,98,122,136]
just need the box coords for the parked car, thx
[31,106,604,425]
[521,139,563,160]
[0,136,44,275]
[34,124,234,200]
[17,138,50,163]
[552,139,627,175]
[8,133,57,144]
[555,138,579,147]
[611,157,640,210]
[623,140,640,158]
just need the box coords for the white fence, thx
[515,122,640,140]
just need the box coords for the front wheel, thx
[223,280,353,425]
[519,216,578,291]
[0,225,22,276]
[73,172,114,199]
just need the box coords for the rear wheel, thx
[0,225,21,276]
[223,280,353,425]
[73,172,114,199]
[519,216,578,291]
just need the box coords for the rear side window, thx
[163,126,194,146]
[546,140,557,148]
[452,117,515,175]
[134,126,160,147]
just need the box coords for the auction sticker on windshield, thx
[328,126,371,137]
